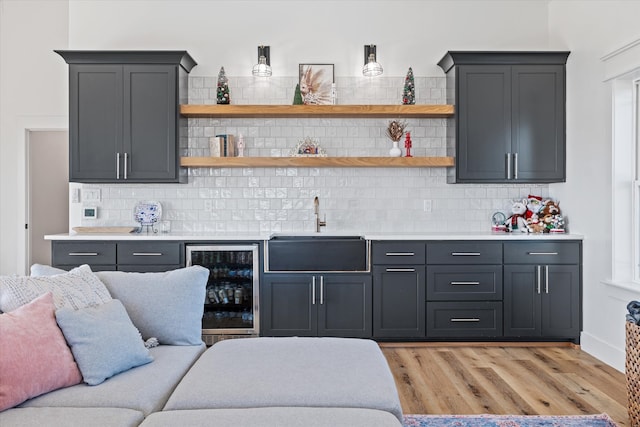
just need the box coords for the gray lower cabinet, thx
[56,51,196,183]
[372,241,427,339]
[51,241,183,272]
[426,242,503,338]
[261,273,372,338]
[503,242,581,342]
[438,51,569,183]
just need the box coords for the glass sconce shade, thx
[363,44,383,77]
[252,45,272,77]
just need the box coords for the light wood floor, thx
[381,343,628,426]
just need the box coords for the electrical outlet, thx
[71,188,81,203]
[83,189,101,202]
[423,199,432,213]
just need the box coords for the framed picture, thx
[299,64,334,105]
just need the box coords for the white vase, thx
[389,140,402,157]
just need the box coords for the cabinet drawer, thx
[426,302,503,338]
[427,242,502,264]
[372,242,425,265]
[503,242,580,264]
[52,242,116,266]
[427,265,502,301]
[117,242,182,265]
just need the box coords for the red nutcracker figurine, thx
[404,132,413,157]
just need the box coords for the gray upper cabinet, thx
[56,51,196,183]
[438,52,569,183]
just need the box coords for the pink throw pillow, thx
[0,292,82,410]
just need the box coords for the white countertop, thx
[45,231,583,241]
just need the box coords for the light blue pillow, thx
[96,266,208,346]
[55,299,153,385]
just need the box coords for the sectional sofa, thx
[0,265,403,427]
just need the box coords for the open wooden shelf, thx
[180,104,454,118]
[180,156,455,168]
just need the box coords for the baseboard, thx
[580,330,625,373]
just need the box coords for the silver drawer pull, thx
[450,318,480,322]
[450,281,480,286]
[451,252,481,256]
[132,252,163,256]
[385,252,415,256]
[68,252,98,256]
[386,268,416,272]
[528,252,559,256]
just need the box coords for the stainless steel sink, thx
[266,235,368,272]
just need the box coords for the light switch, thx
[83,189,101,202]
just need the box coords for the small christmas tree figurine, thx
[402,67,415,105]
[216,67,230,104]
[293,83,303,105]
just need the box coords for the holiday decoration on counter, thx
[216,67,230,104]
[289,137,327,157]
[402,67,415,105]
[385,119,407,157]
[501,195,565,233]
[404,131,413,157]
[293,83,303,105]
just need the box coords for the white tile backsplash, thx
[80,75,550,234]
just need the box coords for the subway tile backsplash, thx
[80,75,549,234]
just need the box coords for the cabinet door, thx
[503,265,541,337]
[69,64,123,182]
[261,274,315,336]
[373,266,426,338]
[123,65,178,182]
[456,65,512,182]
[542,265,580,339]
[317,274,372,338]
[511,65,565,182]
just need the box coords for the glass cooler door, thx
[186,244,259,337]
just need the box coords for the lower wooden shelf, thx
[180,156,455,168]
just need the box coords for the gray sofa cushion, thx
[0,407,144,427]
[164,337,403,422]
[141,407,403,427]
[19,344,205,416]
[96,266,208,345]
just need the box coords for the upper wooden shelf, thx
[180,104,454,118]
[180,156,455,168]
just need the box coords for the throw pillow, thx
[0,292,82,411]
[30,264,67,276]
[0,264,112,312]
[96,266,208,345]
[55,299,153,386]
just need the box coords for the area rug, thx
[402,413,618,426]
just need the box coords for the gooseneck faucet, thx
[314,196,327,233]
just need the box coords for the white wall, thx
[0,0,68,275]
[2,0,639,370]
[548,1,640,372]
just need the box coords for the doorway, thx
[27,130,69,267]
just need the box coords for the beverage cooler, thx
[186,244,259,345]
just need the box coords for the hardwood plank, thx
[180,156,455,168]
[382,344,629,426]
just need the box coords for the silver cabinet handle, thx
[385,252,415,256]
[450,318,480,322]
[450,281,480,286]
[68,252,98,256]
[513,152,518,179]
[451,252,480,256]
[311,276,316,305]
[528,252,558,256]
[537,265,542,294]
[320,276,324,305]
[506,153,512,179]
[545,265,549,294]
[132,252,163,256]
[116,153,121,179]
[386,268,416,272]
[124,153,128,180]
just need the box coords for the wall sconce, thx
[252,45,272,77]
[362,44,383,77]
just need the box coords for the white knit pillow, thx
[0,264,112,312]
